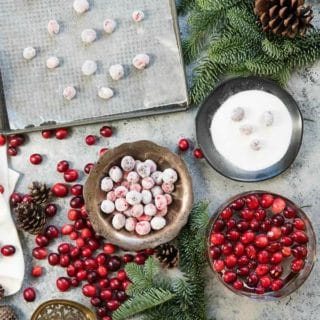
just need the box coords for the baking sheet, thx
[0,0,188,131]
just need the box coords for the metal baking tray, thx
[0,0,188,133]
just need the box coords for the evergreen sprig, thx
[182,0,320,104]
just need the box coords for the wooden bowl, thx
[84,140,193,251]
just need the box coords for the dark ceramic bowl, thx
[196,76,303,182]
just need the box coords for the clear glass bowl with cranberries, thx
[207,191,316,300]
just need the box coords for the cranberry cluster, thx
[209,193,309,295]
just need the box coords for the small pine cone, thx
[14,202,46,235]
[155,243,179,269]
[28,181,52,205]
[0,305,18,320]
[0,285,4,299]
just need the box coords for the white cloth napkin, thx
[0,146,25,296]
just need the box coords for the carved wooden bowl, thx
[84,140,193,251]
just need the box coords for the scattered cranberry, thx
[7,146,17,156]
[292,245,308,259]
[116,290,128,302]
[84,163,95,174]
[58,243,71,255]
[122,254,134,264]
[70,196,84,209]
[96,306,108,318]
[71,184,83,196]
[64,169,79,182]
[103,243,116,255]
[117,270,127,281]
[57,160,69,173]
[10,192,22,206]
[134,254,146,266]
[23,287,36,302]
[31,266,43,277]
[91,297,102,307]
[85,135,97,145]
[0,134,6,146]
[68,209,80,221]
[45,203,57,217]
[178,138,189,151]
[61,224,74,235]
[35,234,49,247]
[32,247,48,260]
[193,148,203,159]
[29,153,43,165]
[45,225,59,239]
[9,134,24,147]
[55,128,68,140]
[99,148,108,156]
[1,245,16,256]
[22,194,33,203]
[41,130,53,139]
[107,300,120,311]
[51,183,69,197]
[48,253,60,266]
[100,288,113,301]
[100,126,113,137]
[56,277,71,292]
[0,185,4,194]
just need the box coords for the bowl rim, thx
[206,190,317,300]
[84,140,194,251]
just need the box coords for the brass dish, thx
[31,299,96,320]
[84,140,193,251]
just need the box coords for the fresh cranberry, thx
[223,271,237,284]
[102,316,112,320]
[240,208,254,221]
[117,270,127,281]
[224,254,237,268]
[91,297,102,307]
[245,245,257,259]
[56,277,71,292]
[81,247,92,258]
[71,184,83,196]
[250,219,260,231]
[226,219,236,230]
[231,198,245,210]
[233,242,245,257]
[76,270,88,281]
[87,271,99,283]
[110,278,122,290]
[107,300,120,311]
[237,255,249,266]
[96,306,108,318]
[10,192,22,206]
[236,267,250,276]
[271,214,285,226]
[257,250,269,264]
[220,207,233,220]
[45,203,57,218]
[0,134,6,146]
[270,265,283,278]
[45,225,59,239]
[122,279,131,290]
[240,231,255,244]
[23,287,36,302]
[213,260,225,272]
[99,279,110,289]
[67,265,77,277]
[76,238,85,247]
[260,276,271,288]
[122,254,134,264]
[57,160,69,173]
[100,126,113,137]
[58,243,71,254]
[293,218,306,230]
[41,130,53,139]
[248,260,258,270]
[99,148,108,156]
[35,234,49,247]
[84,258,98,270]
[254,208,266,221]
[237,221,249,232]
[48,253,60,266]
[29,153,43,165]
[245,195,259,210]
[291,259,305,272]
[178,138,190,151]
[246,273,259,287]
[271,279,283,291]
[281,222,294,235]
[1,245,15,256]
[107,256,122,271]
[221,242,233,256]
[84,163,95,174]
[260,218,272,232]
[96,253,108,266]
[69,247,80,260]
[270,252,283,264]
[7,146,18,156]
[74,259,85,270]
[272,197,286,214]
[267,227,282,240]
[255,286,265,294]
[71,278,79,288]
[68,209,80,221]
[32,247,48,260]
[21,194,33,203]
[31,266,43,277]
[210,233,225,245]
[55,128,68,140]
[116,290,128,302]
[61,224,74,235]
[255,264,269,277]
[283,206,296,218]
[280,236,293,246]
[69,231,79,240]
[213,219,225,232]
[254,235,269,248]
[266,242,281,253]
[9,134,24,147]
[97,265,108,278]
[81,228,92,239]
[292,230,309,244]
[282,246,292,257]
[0,185,4,194]
[64,169,79,183]
[51,183,69,197]
[260,194,274,208]
[100,288,113,301]
[210,246,221,259]
[193,148,204,159]
[226,229,240,241]
[70,196,84,209]
[60,254,71,267]
[292,245,308,259]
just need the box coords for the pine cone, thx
[0,285,4,299]
[0,305,18,320]
[254,0,313,38]
[155,243,179,269]
[14,202,46,235]
[28,181,52,206]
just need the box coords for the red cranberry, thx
[254,208,266,221]
[226,219,236,230]
[81,247,93,258]
[58,243,71,254]
[226,230,240,241]
[45,203,57,217]
[97,265,108,278]
[271,214,285,226]
[245,195,259,210]
[260,193,274,208]
[270,265,283,278]
[68,209,80,221]
[240,208,254,220]
[71,279,79,287]
[223,271,237,284]
[0,185,4,194]
[99,279,110,289]
[272,197,286,214]
[110,277,122,290]
[81,228,92,239]
[84,163,94,174]
[0,134,6,146]
[280,236,293,246]
[32,247,48,260]
[70,247,80,259]
[51,183,69,197]
[70,196,84,209]
[64,169,79,182]
[55,128,68,140]
[61,224,74,235]
[87,271,99,283]
[41,130,53,139]
[213,260,225,272]
[35,234,49,247]
[76,270,88,281]
[70,231,79,240]
[233,242,245,257]
[220,207,233,220]
[257,250,269,264]
[48,253,60,266]
[107,256,122,270]
[23,287,36,302]
[84,258,98,270]
[1,245,16,256]
[270,252,283,264]
[254,235,269,248]
[31,266,43,277]
[9,134,24,147]
[67,265,77,277]
[210,246,221,259]
[100,288,113,300]
[29,153,43,165]
[270,279,283,291]
[260,276,271,288]
[282,246,291,257]
[193,148,204,159]
[56,277,71,292]
[248,260,258,270]
[85,135,97,146]
[96,253,108,266]
[255,264,269,277]
[224,254,237,268]
[57,160,69,173]
[74,259,85,270]
[231,198,245,210]
[291,259,305,272]
[240,231,255,244]
[267,227,281,240]
[266,242,281,253]
[91,297,102,307]
[237,267,250,276]
[237,221,249,232]
[99,148,108,156]
[107,300,120,311]
[122,254,134,264]
[245,245,257,259]
[210,233,225,245]
[7,146,18,156]
[96,306,108,318]
[221,242,233,256]
[213,219,225,232]
[10,192,22,206]
[292,230,309,244]
[250,219,260,231]
[237,255,249,266]
[122,279,131,290]
[293,218,306,230]
[71,184,83,196]
[117,270,127,281]
[76,238,85,247]
[246,273,259,287]
[281,222,294,235]
[260,218,272,232]
[255,286,265,294]
[116,290,128,302]
[60,254,71,267]
[102,317,112,320]
[45,225,59,239]
[22,194,33,203]
[283,206,296,218]
[100,126,113,137]
[292,245,308,259]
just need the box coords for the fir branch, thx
[177,0,196,15]
[113,288,176,320]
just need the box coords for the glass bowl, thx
[207,191,316,300]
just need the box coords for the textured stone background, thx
[4,3,320,320]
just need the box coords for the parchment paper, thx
[0,0,188,130]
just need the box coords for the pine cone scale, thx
[155,243,179,269]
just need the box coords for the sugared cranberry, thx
[240,231,255,244]
[213,260,225,272]
[260,194,274,208]
[45,225,59,239]
[8,146,18,156]
[233,242,245,257]
[85,135,97,145]
[51,183,69,197]
[293,218,306,230]
[210,233,225,246]
[87,271,99,283]
[280,236,293,246]
[210,246,221,259]
[31,266,43,277]
[193,148,204,159]
[29,153,43,165]
[48,253,60,266]
[266,242,281,253]
[272,197,286,214]
[84,163,95,174]
[57,160,69,173]
[260,276,271,288]
[0,134,6,146]
[231,198,245,210]
[100,126,113,137]
[267,227,281,240]
[237,255,249,266]
[223,271,237,284]
[291,259,305,272]
[221,207,233,220]
[270,252,283,264]
[237,267,250,276]
[292,230,308,244]
[178,138,190,151]
[56,277,71,292]
[270,265,283,278]
[23,287,36,302]
[255,264,269,277]
[245,195,259,210]
[64,169,79,183]
[70,196,84,209]
[107,300,120,311]
[55,128,68,140]
[41,130,53,139]
[226,219,236,230]
[254,235,269,248]
[245,245,257,259]
[10,192,22,206]
[1,245,16,256]
[32,247,48,260]
[246,273,259,287]
[71,184,83,196]
[45,203,57,218]
[257,250,269,264]
[122,254,134,264]
[35,234,49,247]
[281,222,294,235]
[292,245,308,259]
[110,278,122,290]
[213,219,225,232]
[270,279,283,291]
[254,208,266,221]
[224,254,237,268]
[221,242,233,256]
[283,206,296,218]
[271,214,285,226]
